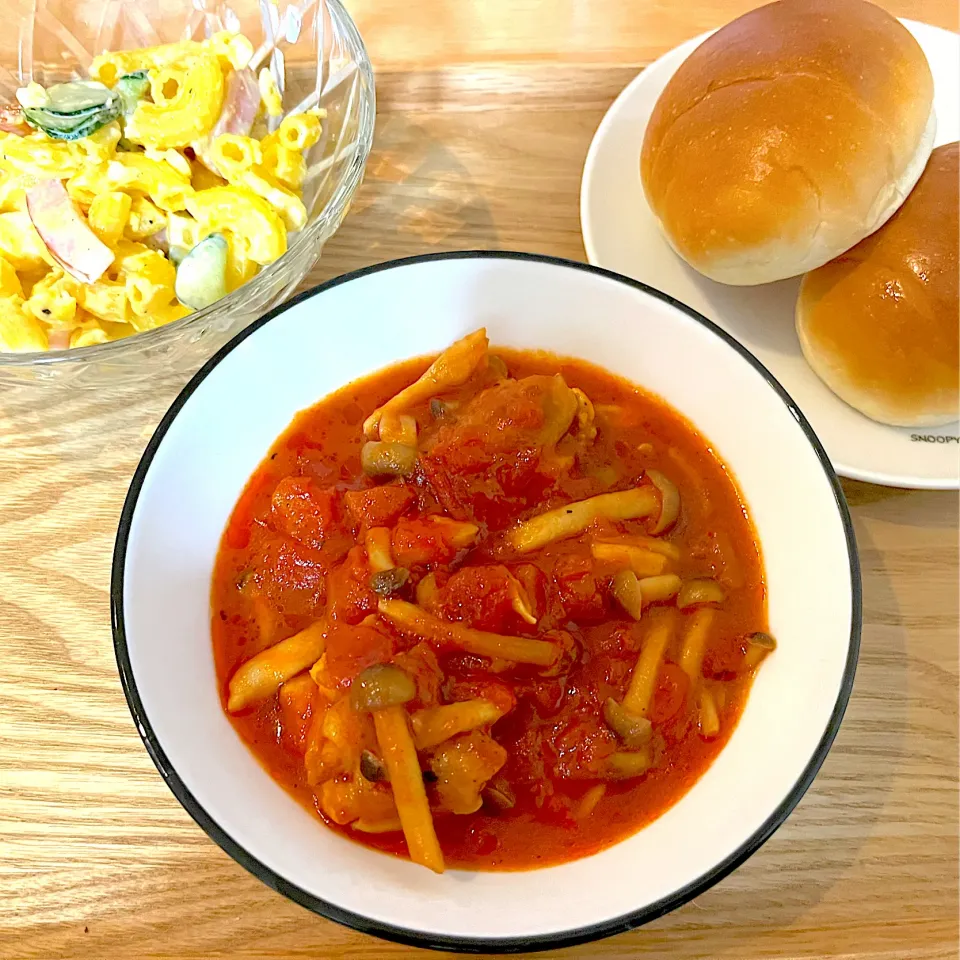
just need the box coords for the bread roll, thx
[640,0,935,286]
[796,142,958,427]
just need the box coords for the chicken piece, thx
[428,731,507,815]
[549,714,619,781]
[571,388,597,443]
[303,695,378,786]
[318,774,398,826]
[420,375,587,526]
[277,673,320,754]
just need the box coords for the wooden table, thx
[2,1,957,957]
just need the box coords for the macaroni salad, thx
[0,32,323,351]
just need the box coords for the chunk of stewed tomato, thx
[343,484,416,530]
[554,554,606,623]
[271,476,339,551]
[326,545,378,625]
[436,565,525,634]
[323,621,395,690]
[391,516,478,567]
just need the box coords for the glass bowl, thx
[0,0,374,386]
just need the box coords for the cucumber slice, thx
[24,105,100,129]
[175,234,229,310]
[45,80,115,115]
[23,80,120,141]
[20,78,121,141]
[23,103,120,141]
[116,71,149,116]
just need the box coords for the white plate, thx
[113,253,860,952]
[581,19,960,490]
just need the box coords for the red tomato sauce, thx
[211,345,768,871]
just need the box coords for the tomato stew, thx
[211,331,771,872]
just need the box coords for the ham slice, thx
[26,179,114,285]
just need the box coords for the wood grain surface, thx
[1,2,958,958]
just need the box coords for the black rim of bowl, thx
[111,250,862,954]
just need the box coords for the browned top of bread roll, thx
[640,0,935,286]
[796,142,959,427]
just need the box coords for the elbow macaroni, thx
[89,41,206,86]
[237,169,307,231]
[0,31,325,352]
[88,192,133,246]
[210,32,255,72]
[258,69,284,117]
[25,270,80,326]
[209,134,263,178]
[0,256,22,297]
[0,212,52,270]
[110,152,195,212]
[0,296,49,351]
[261,140,306,191]
[78,279,132,324]
[126,197,167,239]
[126,55,225,150]
[70,319,111,348]
[277,113,324,153]
[0,132,86,179]
[0,176,26,212]
[186,186,287,265]
[122,247,177,316]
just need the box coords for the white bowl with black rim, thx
[111,252,861,953]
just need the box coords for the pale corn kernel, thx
[129,300,190,333]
